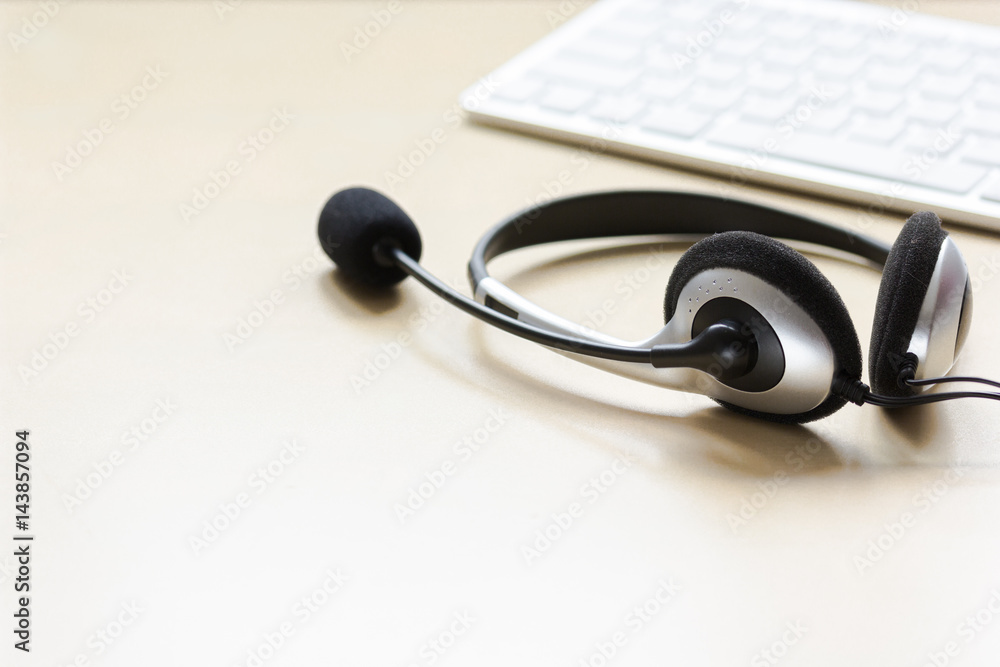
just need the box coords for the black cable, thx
[392,246,758,381]
[833,375,1000,408]
[863,390,1000,406]
[904,375,1000,391]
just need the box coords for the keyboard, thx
[460,0,1000,232]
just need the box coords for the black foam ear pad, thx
[664,231,862,424]
[869,212,948,397]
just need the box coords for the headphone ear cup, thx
[869,211,949,396]
[664,231,862,423]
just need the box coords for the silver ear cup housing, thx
[907,237,972,382]
[665,269,839,418]
[475,269,838,417]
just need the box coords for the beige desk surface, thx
[4,1,1000,665]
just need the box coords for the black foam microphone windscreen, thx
[318,187,423,287]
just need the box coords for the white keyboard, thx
[460,0,1000,232]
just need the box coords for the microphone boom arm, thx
[388,244,755,380]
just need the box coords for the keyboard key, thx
[867,37,919,63]
[773,133,987,193]
[617,2,664,23]
[961,136,1000,168]
[589,95,648,123]
[909,160,989,194]
[973,83,1000,111]
[663,3,711,23]
[593,18,661,41]
[802,80,850,103]
[920,74,975,101]
[853,90,904,116]
[972,55,1000,81]
[638,76,694,101]
[713,37,766,59]
[740,94,798,123]
[799,106,852,134]
[761,45,815,69]
[907,98,960,125]
[566,36,643,64]
[982,179,1000,203]
[902,124,962,155]
[491,78,544,103]
[962,110,1000,137]
[688,85,746,112]
[814,54,868,79]
[538,85,595,113]
[921,47,972,72]
[728,14,764,37]
[849,116,907,144]
[769,135,906,180]
[533,58,640,91]
[768,18,816,43]
[640,105,714,138]
[865,63,921,89]
[697,60,745,85]
[816,28,868,52]
[747,69,796,94]
[707,119,778,151]
[646,49,687,74]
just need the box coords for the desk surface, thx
[3,1,1000,665]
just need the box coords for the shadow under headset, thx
[318,187,998,423]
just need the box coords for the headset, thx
[318,187,1000,423]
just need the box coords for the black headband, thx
[469,190,892,286]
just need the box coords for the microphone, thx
[318,187,423,287]
[318,187,757,382]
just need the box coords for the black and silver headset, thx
[318,187,999,423]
